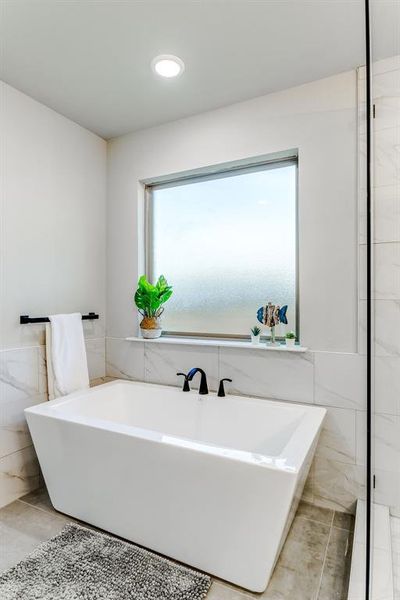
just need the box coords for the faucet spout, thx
[187,368,209,395]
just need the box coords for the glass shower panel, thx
[370,2,400,598]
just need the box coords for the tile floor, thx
[0,488,354,600]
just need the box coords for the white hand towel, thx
[46,313,90,399]
[45,323,56,400]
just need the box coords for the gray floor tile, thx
[296,501,334,525]
[261,564,322,600]
[0,500,72,572]
[20,487,97,530]
[19,486,54,514]
[333,511,355,531]
[258,516,331,599]
[207,582,252,599]
[279,516,331,562]
[317,526,353,600]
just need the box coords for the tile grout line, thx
[299,515,353,533]
[314,510,335,599]
[332,524,354,533]
[297,513,334,527]
[16,498,70,523]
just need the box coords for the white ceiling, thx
[1,0,398,139]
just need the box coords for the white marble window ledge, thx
[125,336,308,352]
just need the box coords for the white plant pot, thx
[285,338,296,348]
[251,334,261,345]
[141,327,162,339]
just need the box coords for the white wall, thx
[106,71,367,513]
[0,82,107,507]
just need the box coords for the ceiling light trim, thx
[151,54,185,78]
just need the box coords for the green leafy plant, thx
[251,325,261,336]
[285,331,296,339]
[134,275,173,318]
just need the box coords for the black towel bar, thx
[20,313,99,324]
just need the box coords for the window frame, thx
[144,155,299,341]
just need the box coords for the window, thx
[146,157,298,339]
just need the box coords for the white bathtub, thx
[25,380,325,592]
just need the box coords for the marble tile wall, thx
[372,58,400,517]
[359,57,400,516]
[106,337,366,514]
[0,337,105,508]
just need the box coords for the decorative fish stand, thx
[257,303,288,345]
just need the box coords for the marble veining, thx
[373,127,400,189]
[106,337,145,381]
[373,468,400,516]
[0,348,45,467]
[359,127,400,190]
[358,413,400,473]
[359,185,400,244]
[314,352,366,410]
[316,406,356,465]
[359,299,400,357]
[0,447,40,508]
[145,342,219,391]
[219,346,314,404]
[0,348,40,403]
[374,356,400,415]
[0,336,106,509]
[312,458,365,513]
[359,242,400,301]
[0,393,46,458]
[358,68,400,134]
[85,338,106,380]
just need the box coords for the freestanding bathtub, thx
[25,380,326,592]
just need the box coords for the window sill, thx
[125,336,308,352]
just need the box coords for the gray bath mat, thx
[0,522,211,599]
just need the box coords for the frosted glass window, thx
[147,160,298,338]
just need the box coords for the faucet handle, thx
[177,372,190,392]
[218,378,232,397]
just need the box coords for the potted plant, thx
[250,325,261,345]
[134,275,173,339]
[285,331,296,348]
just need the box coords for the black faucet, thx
[177,372,190,392]
[217,378,232,397]
[186,367,208,395]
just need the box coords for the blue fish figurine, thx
[257,303,288,326]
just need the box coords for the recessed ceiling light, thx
[151,55,185,78]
